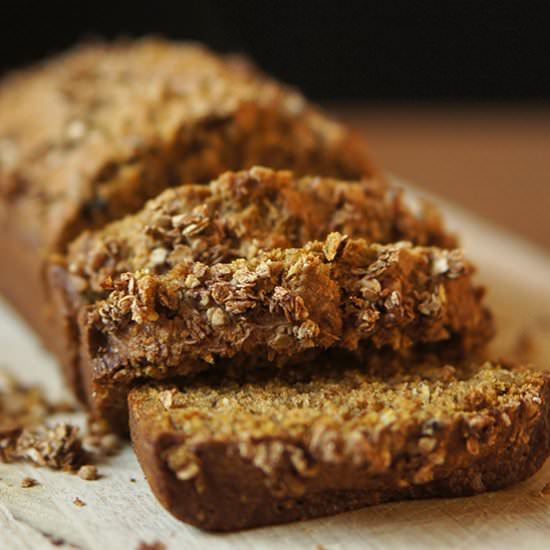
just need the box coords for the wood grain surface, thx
[333,105,550,250]
[1,179,550,550]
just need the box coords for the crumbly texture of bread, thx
[50,166,455,395]
[0,38,375,344]
[81,235,492,431]
[128,360,550,531]
[0,369,85,470]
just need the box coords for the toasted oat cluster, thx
[80,233,492,431]
[0,370,84,470]
[7,423,84,471]
[129,360,550,530]
[0,369,123,472]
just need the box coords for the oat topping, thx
[63,167,454,309]
[323,232,349,262]
[0,370,73,434]
[431,249,466,278]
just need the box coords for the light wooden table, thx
[2,179,550,550]
[333,105,550,250]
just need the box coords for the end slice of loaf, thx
[128,360,550,531]
[81,235,493,432]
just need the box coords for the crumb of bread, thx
[20,477,38,488]
[78,464,98,480]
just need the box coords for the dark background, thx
[1,1,549,102]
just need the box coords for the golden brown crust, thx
[82,235,492,431]
[129,361,550,531]
[50,166,455,397]
[0,38,376,345]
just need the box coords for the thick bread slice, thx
[81,235,493,432]
[57,167,455,295]
[49,166,455,398]
[128,360,550,531]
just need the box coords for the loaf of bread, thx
[4,40,532,535]
[81,234,492,432]
[128,359,550,531]
[0,38,375,350]
[50,166,455,397]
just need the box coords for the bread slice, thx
[81,234,492,432]
[0,38,375,351]
[50,166,455,397]
[128,359,550,531]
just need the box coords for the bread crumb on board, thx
[73,497,86,507]
[20,476,38,488]
[0,368,122,474]
[78,464,98,480]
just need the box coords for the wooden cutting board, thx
[1,176,550,550]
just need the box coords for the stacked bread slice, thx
[51,166,490,431]
[0,39,548,532]
[48,166,455,403]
